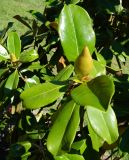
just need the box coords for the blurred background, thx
[0,0,44,34]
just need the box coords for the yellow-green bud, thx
[74,46,93,80]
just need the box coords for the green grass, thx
[0,0,45,34]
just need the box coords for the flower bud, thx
[74,46,93,80]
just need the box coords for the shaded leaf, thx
[14,15,32,29]
[27,130,45,140]
[29,10,45,22]
[0,22,13,43]
[21,152,31,160]
[66,0,80,4]
[18,141,31,152]
[8,141,31,159]
[120,127,129,153]
[71,75,114,111]
[0,68,9,78]
[72,140,86,154]
[95,0,123,14]
[83,137,100,160]
[70,0,80,4]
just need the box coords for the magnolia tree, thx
[0,0,129,160]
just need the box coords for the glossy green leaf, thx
[17,141,31,152]
[24,75,40,90]
[21,62,43,72]
[87,116,104,151]
[20,82,67,109]
[0,69,8,78]
[54,64,74,81]
[83,138,100,160]
[19,49,38,63]
[66,0,80,4]
[71,75,114,111]
[59,4,95,62]
[72,140,86,154]
[0,44,9,61]
[7,31,21,58]
[27,130,45,140]
[87,75,114,110]
[96,53,106,65]
[87,106,119,144]
[5,70,19,91]
[118,54,125,63]
[21,152,31,160]
[8,141,31,158]
[47,100,76,156]
[62,105,80,150]
[89,60,106,79]
[55,153,84,160]
[70,0,80,4]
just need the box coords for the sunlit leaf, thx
[47,100,76,156]
[0,44,9,61]
[20,81,67,109]
[24,75,40,90]
[19,49,38,63]
[87,106,119,144]
[55,153,84,160]
[87,116,104,151]
[59,4,95,62]
[89,60,106,78]
[54,64,74,81]
[7,32,21,58]
[62,105,80,150]
[4,70,19,92]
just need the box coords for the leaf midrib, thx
[87,107,111,142]
[68,6,79,56]
[23,83,65,100]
